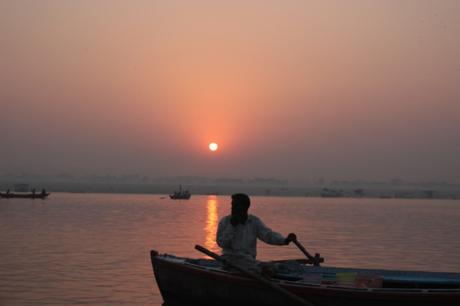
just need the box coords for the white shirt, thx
[216,214,286,260]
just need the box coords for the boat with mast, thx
[169,185,191,200]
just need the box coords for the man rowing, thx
[216,193,297,271]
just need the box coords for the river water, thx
[1,193,459,305]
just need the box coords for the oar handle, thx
[293,240,314,260]
[194,245,314,306]
[293,239,322,266]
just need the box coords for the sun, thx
[208,142,218,152]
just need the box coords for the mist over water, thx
[1,193,459,305]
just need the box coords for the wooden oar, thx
[293,239,323,267]
[195,245,314,306]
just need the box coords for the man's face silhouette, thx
[231,200,248,224]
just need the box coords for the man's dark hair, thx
[231,193,250,209]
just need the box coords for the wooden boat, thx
[150,250,460,306]
[320,188,343,198]
[0,192,50,199]
[169,185,191,200]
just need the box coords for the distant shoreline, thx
[1,181,459,200]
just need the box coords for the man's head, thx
[231,193,250,221]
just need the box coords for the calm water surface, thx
[1,193,460,305]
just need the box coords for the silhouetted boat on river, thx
[169,185,191,200]
[320,188,343,198]
[0,192,50,199]
[150,250,460,306]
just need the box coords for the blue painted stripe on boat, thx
[384,275,460,284]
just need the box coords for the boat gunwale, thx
[151,251,460,300]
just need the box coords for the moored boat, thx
[320,188,343,198]
[150,250,460,306]
[169,185,191,200]
[0,192,50,199]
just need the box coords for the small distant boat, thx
[0,192,50,199]
[169,185,191,200]
[320,188,343,198]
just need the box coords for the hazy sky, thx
[1,1,459,182]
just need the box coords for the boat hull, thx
[150,251,460,306]
[0,192,50,199]
[169,194,191,200]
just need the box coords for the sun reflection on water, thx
[204,196,219,253]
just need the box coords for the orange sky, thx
[1,1,459,182]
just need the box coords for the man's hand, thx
[284,233,297,245]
